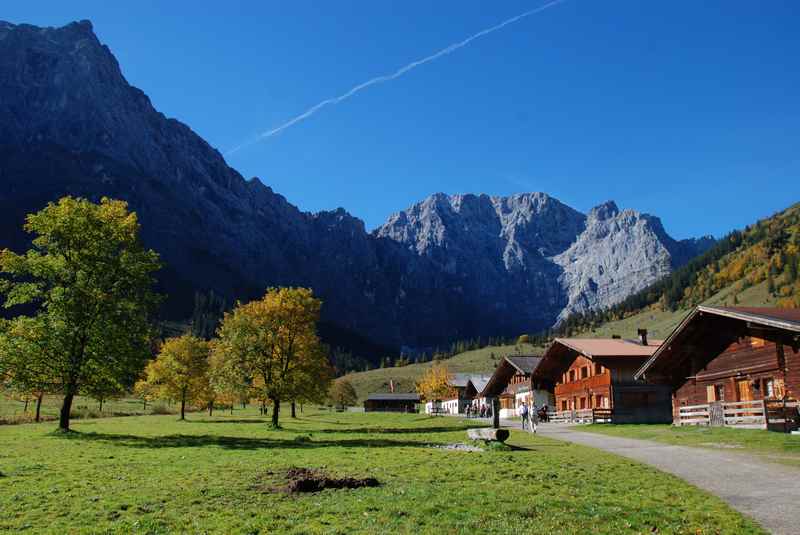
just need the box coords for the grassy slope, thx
[576,280,774,341]
[581,424,800,468]
[341,344,541,402]
[0,410,763,534]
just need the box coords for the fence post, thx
[762,398,769,430]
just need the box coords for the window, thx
[579,397,587,409]
[569,369,576,382]
[594,363,603,375]
[580,367,589,379]
[561,400,568,411]
[706,384,724,402]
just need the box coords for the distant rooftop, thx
[505,355,543,374]
[553,338,662,358]
[450,373,493,388]
[365,393,420,401]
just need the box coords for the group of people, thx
[464,403,491,418]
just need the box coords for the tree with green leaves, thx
[0,197,161,431]
[0,316,58,422]
[213,287,328,428]
[140,334,210,420]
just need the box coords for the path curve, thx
[506,421,799,535]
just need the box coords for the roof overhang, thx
[634,306,800,382]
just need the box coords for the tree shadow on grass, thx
[55,431,432,450]
[188,419,268,424]
[310,423,489,435]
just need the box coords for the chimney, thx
[638,329,648,346]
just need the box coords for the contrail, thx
[226,0,566,155]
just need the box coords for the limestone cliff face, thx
[0,20,712,352]
[377,196,712,326]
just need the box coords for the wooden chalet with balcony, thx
[481,356,554,419]
[635,306,800,432]
[536,333,672,424]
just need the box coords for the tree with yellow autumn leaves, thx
[139,334,211,420]
[212,287,332,427]
[416,362,456,413]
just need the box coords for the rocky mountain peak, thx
[588,200,620,221]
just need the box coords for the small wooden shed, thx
[363,393,420,413]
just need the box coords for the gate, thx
[709,401,724,427]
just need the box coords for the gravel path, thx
[514,422,800,535]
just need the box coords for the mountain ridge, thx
[0,19,713,358]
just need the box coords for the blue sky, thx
[5,1,800,238]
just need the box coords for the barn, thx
[363,393,420,413]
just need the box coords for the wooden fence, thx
[547,408,613,424]
[676,399,799,431]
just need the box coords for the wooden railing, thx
[677,403,711,426]
[547,408,613,424]
[676,399,799,432]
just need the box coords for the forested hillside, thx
[555,202,800,336]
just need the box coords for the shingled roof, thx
[365,393,421,401]
[635,306,800,381]
[505,356,543,374]
[481,355,546,398]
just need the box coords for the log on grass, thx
[467,428,509,442]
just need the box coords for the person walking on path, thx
[529,400,539,433]
[519,401,530,431]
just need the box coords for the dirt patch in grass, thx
[256,467,379,494]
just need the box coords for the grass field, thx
[581,423,800,468]
[1,410,764,534]
[342,344,541,402]
[0,394,175,424]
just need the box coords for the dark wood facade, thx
[364,393,420,413]
[636,306,800,430]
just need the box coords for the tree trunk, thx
[59,392,74,431]
[24,398,29,412]
[99,398,104,412]
[35,393,43,422]
[180,396,186,420]
[291,401,296,418]
[271,398,280,427]
[143,399,147,410]
[208,402,213,416]
[230,405,233,415]
[300,404,304,413]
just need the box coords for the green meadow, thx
[1,410,763,534]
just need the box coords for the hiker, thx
[465,404,472,418]
[519,401,529,431]
[530,400,539,433]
